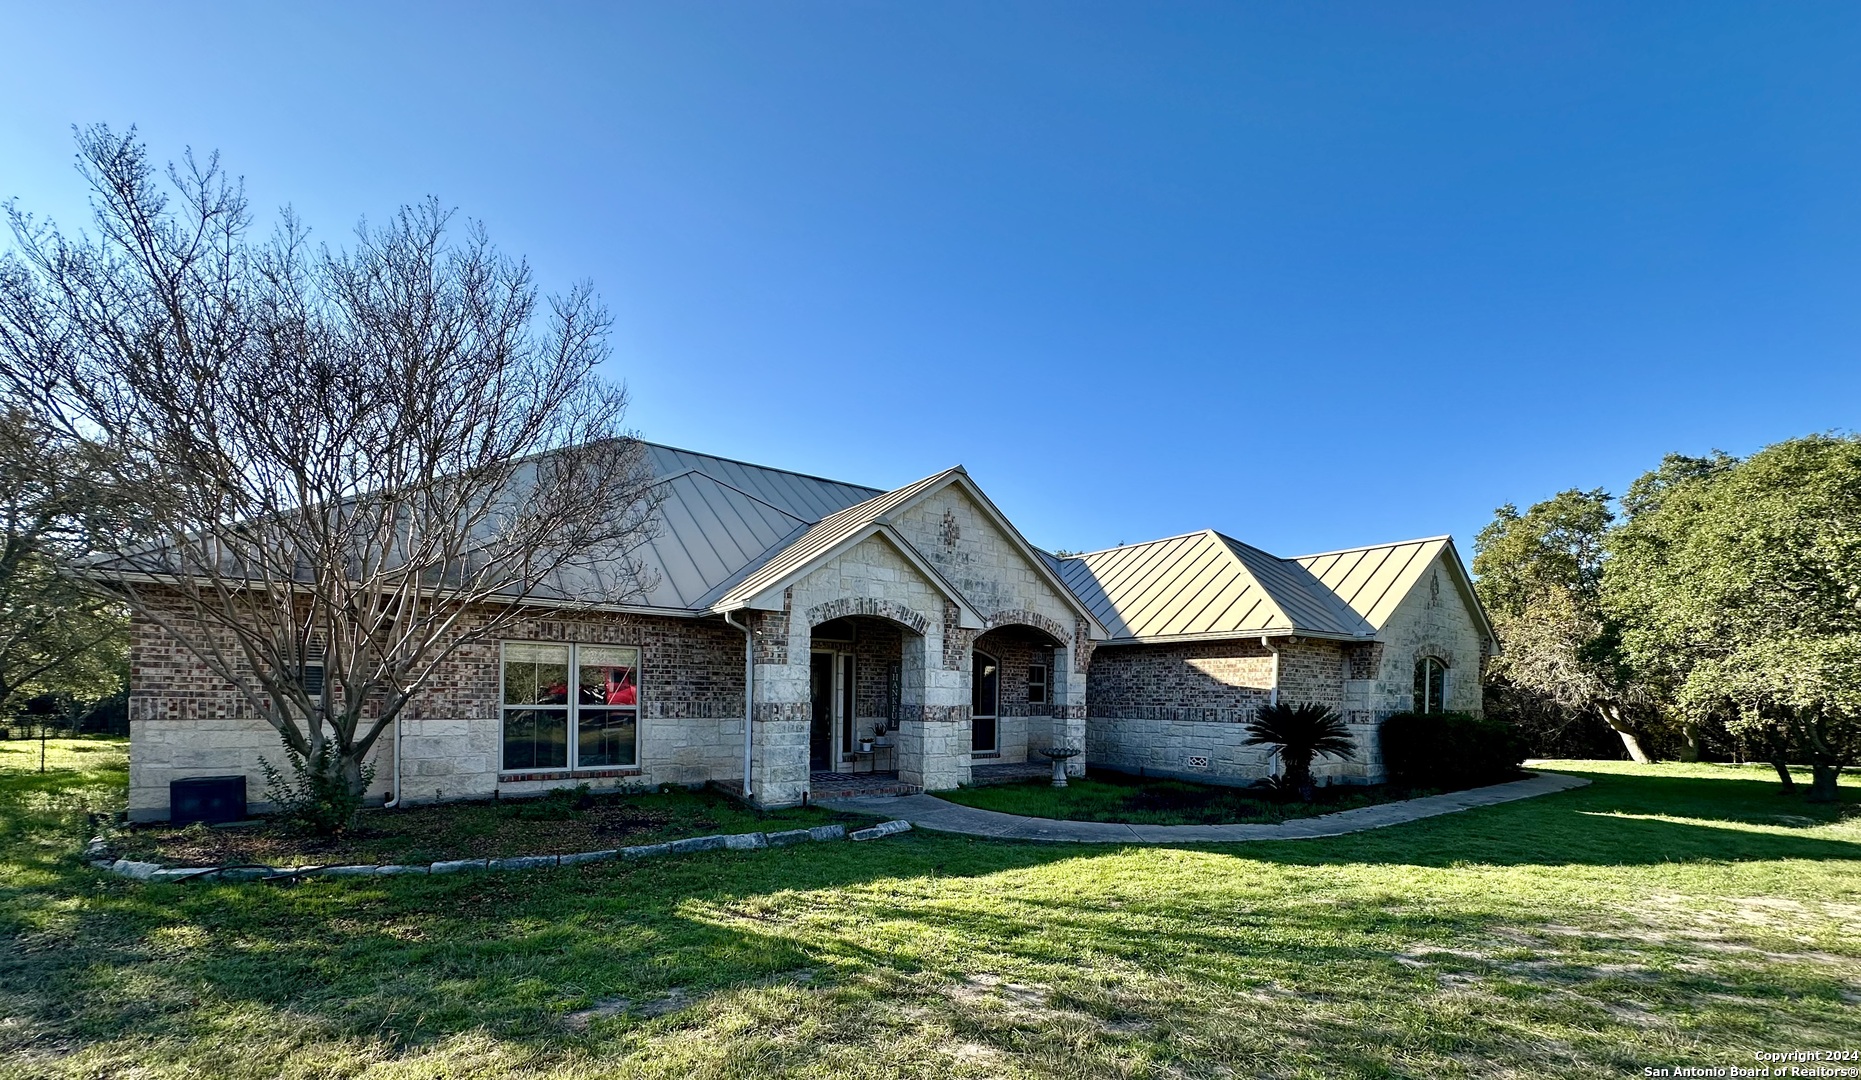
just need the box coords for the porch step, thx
[808,771,920,802]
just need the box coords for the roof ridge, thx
[1288,534,1453,561]
[644,439,887,495]
[655,467,812,524]
[1060,528,1222,561]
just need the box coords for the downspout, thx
[724,610,754,799]
[1260,635,1281,707]
[382,713,404,809]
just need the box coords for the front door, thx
[810,652,835,770]
[972,650,999,753]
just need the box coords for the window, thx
[1413,657,1448,714]
[502,642,639,771]
[1027,663,1048,705]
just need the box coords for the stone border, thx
[89,820,913,884]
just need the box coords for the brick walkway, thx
[832,771,1589,843]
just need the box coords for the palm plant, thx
[1244,702,1356,799]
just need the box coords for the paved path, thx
[834,771,1589,844]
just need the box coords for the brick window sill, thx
[498,767,643,784]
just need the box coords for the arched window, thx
[1413,657,1448,714]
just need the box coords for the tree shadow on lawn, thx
[6,768,1861,1070]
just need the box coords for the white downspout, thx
[1260,635,1280,707]
[382,713,404,809]
[724,610,754,799]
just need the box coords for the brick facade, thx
[125,470,1487,818]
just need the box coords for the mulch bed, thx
[111,785,840,866]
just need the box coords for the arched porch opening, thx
[803,611,927,797]
[970,621,1068,770]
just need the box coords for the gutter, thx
[723,610,754,799]
[382,714,404,809]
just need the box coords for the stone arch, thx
[983,607,1069,647]
[804,597,930,636]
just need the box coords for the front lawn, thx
[109,782,848,867]
[3,743,1859,1079]
[940,768,1451,824]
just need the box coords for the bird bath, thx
[1038,746,1083,788]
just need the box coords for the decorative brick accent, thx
[941,599,975,670]
[984,608,1068,645]
[752,591,791,665]
[1073,617,1097,673]
[805,597,930,636]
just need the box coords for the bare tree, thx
[0,126,660,810]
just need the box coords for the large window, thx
[1413,657,1448,714]
[502,642,639,771]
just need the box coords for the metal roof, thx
[705,467,967,612]
[1054,531,1487,646]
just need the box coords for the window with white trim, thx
[502,642,639,771]
[1413,656,1448,714]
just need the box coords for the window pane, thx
[1413,660,1427,713]
[502,707,568,770]
[972,654,999,717]
[1028,664,1047,704]
[504,644,571,706]
[577,707,637,768]
[1429,662,1447,713]
[578,645,640,707]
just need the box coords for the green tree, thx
[1472,489,1660,762]
[0,405,126,722]
[1605,437,1861,801]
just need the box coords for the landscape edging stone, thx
[92,820,912,884]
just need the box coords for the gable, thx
[890,483,1087,634]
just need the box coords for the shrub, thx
[259,741,376,836]
[1380,711,1527,789]
[1245,702,1357,800]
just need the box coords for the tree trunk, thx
[1806,762,1842,804]
[1768,757,1798,793]
[1600,705,1651,763]
[1678,721,1703,763]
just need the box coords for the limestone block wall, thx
[893,485,1079,644]
[1368,552,1490,719]
[128,590,753,821]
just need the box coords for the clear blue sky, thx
[5,2,1857,558]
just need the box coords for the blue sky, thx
[4,3,1858,558]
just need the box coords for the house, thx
[125,443,1498,819]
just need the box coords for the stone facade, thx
[1084,550,1491,788]
[128,590,754,821]
[124,466,1487,819]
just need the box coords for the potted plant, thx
[858,733,875,753]
[872,721,891,748]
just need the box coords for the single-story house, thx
[126,442,1498,819]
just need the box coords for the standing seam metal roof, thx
[1055,531,1472,644]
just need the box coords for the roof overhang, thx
[712,521,988,630]
[1095,628,1376,648]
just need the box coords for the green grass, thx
[3,741,1860,1079]
[111,782,848,867]
[940,769,1444,824]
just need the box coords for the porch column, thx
[896,605,971,791]
[749,601,811,807]
[1051,638,1089,778]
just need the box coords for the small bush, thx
[1380,711,1526,789]
[259,741,375,836]
[515,784,593,820]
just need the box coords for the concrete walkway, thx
[834,771,1589,844]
